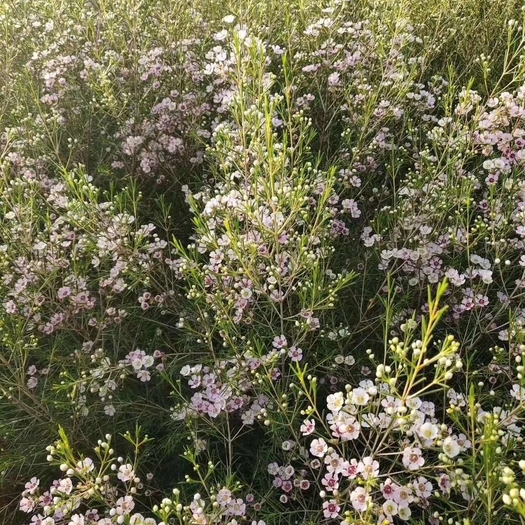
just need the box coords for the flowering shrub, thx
[3,0,525,524]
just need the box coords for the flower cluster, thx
[5,2,525,525]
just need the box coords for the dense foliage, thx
[2,1,525,524]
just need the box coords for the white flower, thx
[240,287,252,299]
[58,478,73,495]
[350,487,369,511]
[398,505,412,520]
[115,495,135,515]
[418,422,438,441]
[344,355,355,365]
[360,457,379,479]
[324,452,344,474]
[117,463,135,482]
[223,15,236,24]
[414,476,432,499]
[396,485,414,506]
[267,462,279,475]
[76,458,94,473]
[281,440,295,451]
[442,436,460,458]
[511,384,525,401]
[326,392,344,412]
[382,499,398,516]
[310,438,328,457]
[214,30,228,41]
[350,388,369,406]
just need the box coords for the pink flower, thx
[24,477,39,495]
[299,479,310,490]
[402,447,425,470]
[300,418,315,436]
[414,476,433,499]
[331,413,360,441]
[381,478,400,500]
[341,458,362,479]
[438,473,452,494]
[4,300,17,313]
[57,478,73,495]
[272,335,287,349]
[281,480,293,493]
[288,346,303,362]
[394,485,414,507]
[228,498,246,516]
[322,499,340,519]
[321,472,339,492]
[19,496,35,513]
[136,370,151,382]
[57,286,71,299]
